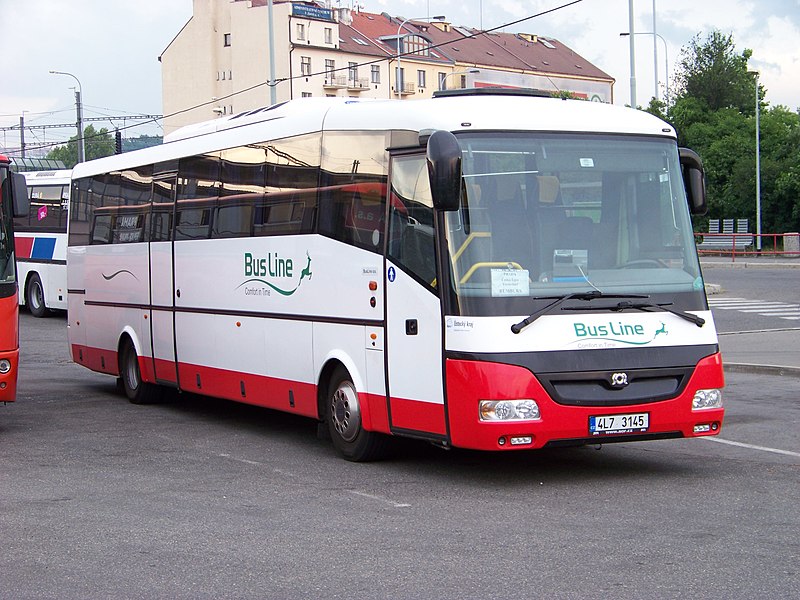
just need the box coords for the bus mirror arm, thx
[427,130,462,212]
[679,148,707,216]
[10,173,29,218]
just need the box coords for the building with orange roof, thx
[160,1,615,133]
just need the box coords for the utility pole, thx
[628,0,637,108]
[50,70,85,163]
[19,115,25,158]
[74,87,85,163]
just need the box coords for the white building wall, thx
[162,2,397,133]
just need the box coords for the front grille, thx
[537,367,693,407]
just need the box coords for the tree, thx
[662,30,800,236]
[46,125,116,168]
[672,31,759,115]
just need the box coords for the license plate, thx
[589,412,649,436]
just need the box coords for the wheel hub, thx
[330,382,361,442]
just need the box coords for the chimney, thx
[337,7,353,25]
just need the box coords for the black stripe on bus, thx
[81,299,385,327]
[17,258,67,266]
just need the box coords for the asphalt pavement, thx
[701,255,800,377]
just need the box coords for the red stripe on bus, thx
[176,362,319,418]
[14,236,34,259]
[390,397,446,435]
[73,343,393,434]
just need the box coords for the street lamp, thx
[50,70,85,163]
[395,15,445,99]
[748,70,762,252]
[440,69,479,90]
[620,32,669,104]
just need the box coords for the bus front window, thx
[445,133,704,317]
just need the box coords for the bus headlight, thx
[692,389,723,410]
[0,359,10,374]
[480,399,540,421]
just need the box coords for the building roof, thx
[339,11,611,81]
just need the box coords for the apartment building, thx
[160,1,615,134]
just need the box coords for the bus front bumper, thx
[445,353,725,451]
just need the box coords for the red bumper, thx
[446,353,725,451]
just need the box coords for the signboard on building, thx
[292,4,334,22]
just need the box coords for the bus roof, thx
[72,93,676,180]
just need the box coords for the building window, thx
[324,27,333,44]
[417,70,426,89]
[302,92,312,98]
[371,65,380,84]
[223,33,231,47]
[325,59,335,79]
[348,62,358,82]
[297,23,305,41]
[438,72,447,90]
[404,34,429,56]
[301,56,311,77]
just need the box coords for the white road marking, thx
[709,297,800,321]
[701,436,800,458]
[348,490,411,508]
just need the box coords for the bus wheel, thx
[26,274,48,318]
[119,339,162,405]
[326,367,388,462]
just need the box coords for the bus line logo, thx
[236,250,312,297]
[570,320,668,347]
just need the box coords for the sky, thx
[2,0,798,156]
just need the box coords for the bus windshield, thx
[445,132,704,316]
[0,170,17,286]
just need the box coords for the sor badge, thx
[610,372,629,388]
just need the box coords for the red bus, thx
[0,154,30,402]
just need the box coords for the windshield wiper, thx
[510,291,648,334]
[563,300,705,327]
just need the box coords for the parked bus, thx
[67,91,724,460]
[0,154,30,402]
[14,169,70,317]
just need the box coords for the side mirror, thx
[10,172,29,218]
[427,130,462,211]
[679,148,707,215]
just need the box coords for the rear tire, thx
[119,339,162,404]
[326,367,389,462]
[26,274,48,318]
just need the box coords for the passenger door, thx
[384,152,447,439]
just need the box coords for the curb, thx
[700,261,800,269]
[723,363,800,378]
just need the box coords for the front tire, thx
[26,274,48,318]
[119,339,162,404]
[326,367,389,461]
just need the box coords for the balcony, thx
[347,78,370,91]
[393,82,416,96]
[323,76,347,89]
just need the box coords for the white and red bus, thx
[67,91,724,460]
[14,169,70,317]
[0,154,30,403]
